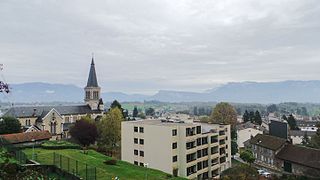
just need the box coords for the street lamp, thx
[144,163,149,180]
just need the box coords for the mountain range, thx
[1,81,320,104]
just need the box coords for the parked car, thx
[257,169,271,177]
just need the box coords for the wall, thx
[237,128,262,148]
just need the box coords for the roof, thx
[289,130,316,137]
[276,144,320,170]
[0,131,52,144]
[236,122,266,131]
[86,58,99,87]
[3,105,101,118]
[250,134,288,151]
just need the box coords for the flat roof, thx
[124,119,199,127]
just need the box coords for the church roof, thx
[3,105,102,118]
[86,58,99,87]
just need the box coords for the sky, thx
[1,0,320,95]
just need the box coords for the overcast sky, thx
[1,0,320,94]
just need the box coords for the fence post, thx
[60,154,62,168]
[86,164,88,180]
[68,157,70,172]
[76,160,78,175]
[95,167,97,180]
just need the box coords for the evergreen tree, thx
[145,108,155,116]
[243,110,250,122]
[0,116,21,135]
[282,115,288,121]
[249,111,255,123]
[133,106,139,118]
[287,114,299,130]
[254,111,262,125]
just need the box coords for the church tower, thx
[84,57,103,110]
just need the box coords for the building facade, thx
[121,119,231,179]
[250,134,288,170]
[3,58,104,139]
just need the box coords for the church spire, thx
[86,55,99,87]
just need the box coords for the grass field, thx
[23,148,186,180]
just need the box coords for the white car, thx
[258,169,271,177]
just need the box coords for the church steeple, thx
[86,57,99,87]
[84,56,102,111]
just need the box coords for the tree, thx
[231,141,238,156]
[267,104,278,113]
[287,114,299,130]
[240,150,255,166]
[133,106,139,118]
[110,100,122,109]
[145,107,155,116]
[0,116,21,135]
[309,123,320,149]
[249,111,255,123]
[282,115,287,121]
[254,111,262,125]
[98,107,124,156]
[69,119,98,147]
[243,110,250,123]
[210,102,237,128]
[302,131,310,146]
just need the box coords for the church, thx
[4,58,104,139]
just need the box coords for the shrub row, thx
[41,141,81,150]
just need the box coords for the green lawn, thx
[23,148,186,180]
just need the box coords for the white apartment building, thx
[121,119,232,179]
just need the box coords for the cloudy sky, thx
[1,0,320,94]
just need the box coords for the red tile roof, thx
[0,131,52,144]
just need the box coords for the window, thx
[134,138,138,144]
[140,151,144,157]
[197,150,202,158]
[139,139,144,145]
[173,155,178,162]
[65,116,70,123]
[187,165,196,176]
[186,141,195,150]
[50,121,57,134]
[197,162,203,171]
[134,150,138,155]
[172,129,177,136]
[197,138,202,146]
[172,142,177,149]
[134,161,138,165]
[186,153,196,163]
[134,127,138,132]
[202,148,208,156]
[139,127,144,133]
[93,91,99,100]
[140,163,144,167]
[202,137,208,145]
[211,147,218,154]
[86,91,90,99]
[211,136,218,143]
[186,127,195,137]
[196,126,201,134]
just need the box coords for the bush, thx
[104,159,117,165]
[41,140,81,150]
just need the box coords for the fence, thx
[53,152,97,180]
[0,137,28,164]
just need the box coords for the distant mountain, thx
[2,81,320,103]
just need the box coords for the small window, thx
[134,150,138,155]
[196,126,201,134]
[173,155,178,162]
[172,129,177,136]
[140,163,144,167]
[139,127,144,133]
[134,161,138,165]
[134,127,138,132]
[134,138,138,144]
[140,139,144,145]
[140,151,144,157]
[172,142,177,149]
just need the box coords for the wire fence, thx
[52,152,97,180]
[0,137,28,164]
